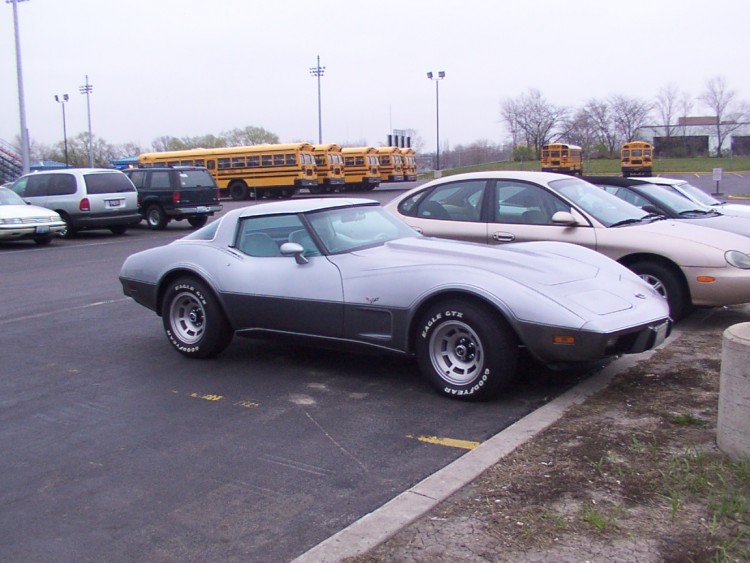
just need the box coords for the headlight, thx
[725,250,750,269]
[0,218,22,225]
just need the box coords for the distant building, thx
[642,116,750,157]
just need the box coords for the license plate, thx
[107,199,122,208]
[651,321,669,347]
[196,206,209,213]
[35,226,50,234]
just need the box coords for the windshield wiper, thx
[610,214,664,227]
[609,218,645,228]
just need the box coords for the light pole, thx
[79,75,94,167]
[7,0,30,174]
[426,71,445,171]
[54,94,69,167]
[309,55,325,144]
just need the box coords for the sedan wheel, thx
[629,260,690,320]
[162,278,233,358]
[415,300,518,400]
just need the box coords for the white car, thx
[0,186,66,245]
[386,171,750,320]
[627,176,750,220]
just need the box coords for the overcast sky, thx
[1,0,747,155]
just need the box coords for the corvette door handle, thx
[492,232,515,242]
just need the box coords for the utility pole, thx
[309,56,325,144]
[79,75,94,167]
[8,0,30,174]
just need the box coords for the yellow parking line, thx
[408,434,480,450]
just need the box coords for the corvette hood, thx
[341,236,603,286]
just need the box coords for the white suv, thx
[10,168,141,237]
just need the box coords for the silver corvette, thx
[119,198,671,400]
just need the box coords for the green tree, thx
[221,126,279,146]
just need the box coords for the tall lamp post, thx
[309,55,325,144]
[79,75,94,167]
[54,94,69,167]
[426,71,445,171]
[8,0,30,174]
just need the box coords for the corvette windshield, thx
[308,205,418,253]
[551,177,649,227]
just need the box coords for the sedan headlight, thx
[725,250,750,269]
[0,218,22,225]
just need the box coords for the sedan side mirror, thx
[280,241,308,265]
[551,211,578,226]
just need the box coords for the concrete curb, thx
[293,335,676,562]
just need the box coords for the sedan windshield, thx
[645,184,715,215]
[670,181,722,206]
[307,205,418,253]
[550,177,649,227]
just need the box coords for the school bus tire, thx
[229,181,249,201]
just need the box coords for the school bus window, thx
[261,155,272,166]
[247,156,260,167]
[232,157,245,168]
[344,157,355,166]
[207,160,215,169]
[368,156,377,165]
[167,161,179,167]
[314,155,325,166]
[273,154,285,166]
[218,158,231,169]
[179,160,193,166]
[379,156,391,165]
[285,154,296,165]
[194,159,205,167]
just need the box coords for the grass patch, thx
[421,156,750,179]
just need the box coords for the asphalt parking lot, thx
[2,173,748,561]
[0,193,597,562]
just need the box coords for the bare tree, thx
[562,108,597,155]
[678,91,694,137]
[611,95,652,143]
[654,84,681,138]
[500,89,567,154]
[584,98,618,155]
[700,76,749,157]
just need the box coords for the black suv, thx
[123,166,222,230]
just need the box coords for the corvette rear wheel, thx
[415,300,518,400]
[162,277,233,358]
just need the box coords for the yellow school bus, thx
[341,147,381,191]
[540,143,583,175]
[311,144,345,194]
[621,141,654,177]
[374,146,405,182]
[399,147,417,181]
[138,143,318,200]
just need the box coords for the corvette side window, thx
[236,214,319,258]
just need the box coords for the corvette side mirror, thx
[280,242,308,265]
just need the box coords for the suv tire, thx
[145,204,168,230]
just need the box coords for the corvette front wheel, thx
[415,300,518,400]
[162,278,233,359]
